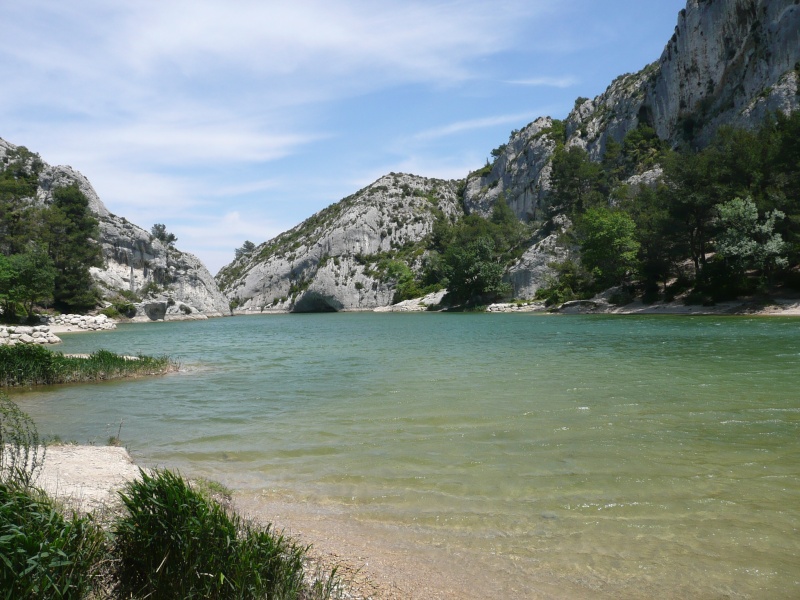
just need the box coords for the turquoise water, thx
[11,313,800,598]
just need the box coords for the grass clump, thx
[0,480,107,599]
[0,344,173,387]
[0,392,45,487]
[112,468,310,599]
[1,394,337,599]
[1,391,106,599]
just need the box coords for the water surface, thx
[13,313,800,598]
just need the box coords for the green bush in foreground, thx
[0,344,172,387]
[112,469,309,600]
[0,481,107,599]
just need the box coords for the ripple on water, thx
[14,313,800,598]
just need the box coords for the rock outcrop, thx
[44,314,116,331]
[0,139,230,319]
[0,325,61,345]
[461,0,799,298]
[217,174,461,312]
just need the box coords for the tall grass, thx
[0,480,107,600]
[1,392,105,599]
[1,395,337,600]
[0,344,173,387]
[112,468,314,600]
[0,392,45,486]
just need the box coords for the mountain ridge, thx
[219,0,800,310]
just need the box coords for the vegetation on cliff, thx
[0,147,103,317]
[536,111,800,305]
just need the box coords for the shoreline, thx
[37,445,473,600]
[230,295,800,317]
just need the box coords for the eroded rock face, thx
[218,174,462,312]
[466,0,800,218]
[0,139,230,318]
[464,0,799,297]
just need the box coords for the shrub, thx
[0,394,105,598]
[0,391,45,486]
[99,306,120,319]
[0,345,172,387]
[0,481,107,599]
[112,469,312,600]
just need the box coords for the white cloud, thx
[505,76,579,88]
[411,112,539,142]
[173,210,285,273]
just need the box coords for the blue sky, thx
[1,0,686,273]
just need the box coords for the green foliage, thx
[112,468,310,600]
[535,259,594,306]
[0,395,105,598]
[423,197,529,306]
[577,207,640,289]
[46,184,103,312]
[235,240,256,259]
[490,143,507,159]
[151,223,177,246]
[0,345,172,387]
[714,196,787,284]
[442,236,509,305]
[0,392,45,486]
[549,145,604,216]
[0,480,106,599]
[543,110,800,300]
[0,246,57,318]
[138,280,162,297]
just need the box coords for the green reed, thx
[0,480,107,600]
[112,468,331,600]
[0,345,173,387]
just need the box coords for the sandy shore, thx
[36,445,141,514]
[36,445,497,599]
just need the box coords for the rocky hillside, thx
[222,0,799,308]
[466,0,799,220]
[462,0,799,298]
[0,137,230,319]
[217,174,461,312]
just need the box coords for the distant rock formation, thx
[217,173,461,312]
[0,138,230,319]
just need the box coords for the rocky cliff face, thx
[0,138,230,318]
[467,0,799,220]
[217,174,461,312]
[221,0,799,308]
[462,0,800,298]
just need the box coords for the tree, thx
[549,145,604,216]
[442,236,509,305]
[234,240,256,259]
[151,223,177,246]
[714,196,787,284]
[44,184,103,312]
[0,246,56,318]
[577,207,640,289]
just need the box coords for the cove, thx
[12,313,800,598]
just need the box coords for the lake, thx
[11,313,800,598]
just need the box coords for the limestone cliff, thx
[217,174,461,312]
[0,138,229,318]
[463,0,799,298]
[224,0,799,308]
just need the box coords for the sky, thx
[0,0,687,274]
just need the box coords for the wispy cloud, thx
[411,112,538,142]
[505,76,579,88]
[0,0,685,268]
